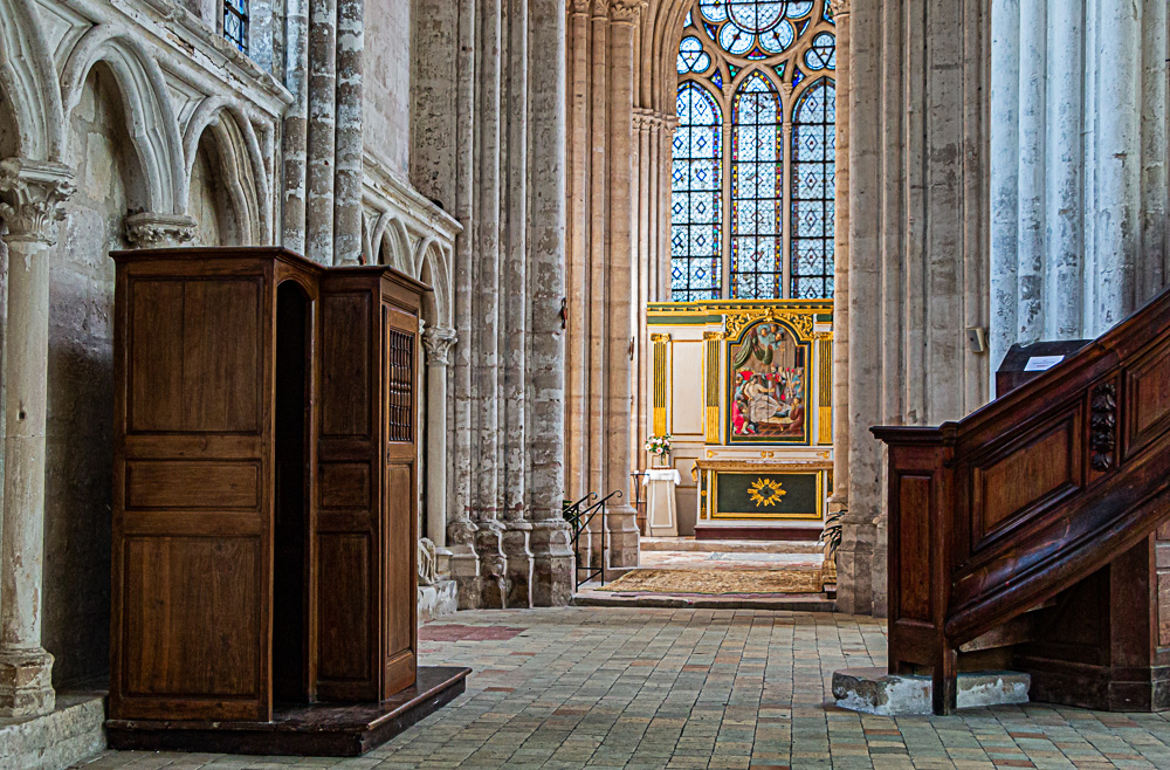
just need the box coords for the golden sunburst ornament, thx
[747,478,787,507]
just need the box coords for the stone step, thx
[639,537,824,554]
[832,667,1030,715]
[572,589,834,612]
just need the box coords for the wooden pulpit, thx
[107,248,466,754]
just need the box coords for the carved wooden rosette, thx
[1089,381,1118,472]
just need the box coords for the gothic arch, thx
[371,214,413,274]
[415,237,452,328]
[0,0,64,161]
[60,26,184,215]
[183,98,270,240]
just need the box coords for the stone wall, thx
[363,0,411,177]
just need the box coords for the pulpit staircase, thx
[874,285,1170,714]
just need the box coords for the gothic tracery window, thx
[223,0,249,54]
[671,0,837,301]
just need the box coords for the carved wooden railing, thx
[873,285,1170,714]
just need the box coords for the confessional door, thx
[382,295,419,696]
[315,270,421,702]
[110,259,275,721]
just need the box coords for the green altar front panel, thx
[712,471,823,519]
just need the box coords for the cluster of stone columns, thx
[989,0,1168,371]
[283,0,364,265]
[564,0,649,573]
[832,0,993,616]
[410,0,574,609]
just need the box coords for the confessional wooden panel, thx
[111,252,287,721]
[315,270,422,701]
[111,248,426,724]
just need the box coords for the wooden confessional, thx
[107,247,466,754]
[874,284,1170,714]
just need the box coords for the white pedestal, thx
[644,468,681,538]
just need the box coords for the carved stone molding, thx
[608,0,645,23]
[1089,381,1118,472]
[422,325,458,366]
[0,158,75,243]
[632,108,676,132]
[124,212,199,248]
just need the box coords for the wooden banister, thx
[873,284,1170,714]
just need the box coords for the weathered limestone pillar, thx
[306,0,337,263]
[827,0,855,598]
[989,0,1020,372]
[602,0,641,570]
[282,0,310,252]
[124,212,199,248]
[0,158,74,717]
[422,326,456,547]
[1091,0,1141,329]
[529,0,575,607]
[988,0,1167,367]
[333,0,364,264]
[841,0,991,616]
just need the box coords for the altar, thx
[644,300,833,540]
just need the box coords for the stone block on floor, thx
[0,691,106,769]
[832,666,1030,715]
[418,578,458,621]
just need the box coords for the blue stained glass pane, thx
[224,0,249,53]
[699,0,729,22]
[728,0,783,33]
[758,21,795,53]
[711,69,724,89]
[678,36,712,74]
[789,78,835,298]
[671,82,723,301]
[804,31,836,71]
[787,0,814,17]
[718,23,754,55]
[730,72,782,300]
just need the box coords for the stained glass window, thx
[791,78,835,298]
[224,0,249,54]
[670,0,836,300]
[731,73,782,298]
[671,83,723,301]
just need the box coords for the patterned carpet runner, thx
[598,567,824,595]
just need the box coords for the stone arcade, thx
[0,0,1167,766]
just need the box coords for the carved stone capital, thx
[0,158,75,244]
[422,325,458,366]
[124,212,199,248]
[569,0,591,14]
[832,0,851,17]
[608,0,645,23]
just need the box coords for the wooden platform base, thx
[106,666,470,757]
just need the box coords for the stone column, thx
[0,158,74,717]
[528,0,574,607]
[333,0,364,264]
[282,0,310,252]
[828,0,851,517]
[602,0,641,570]
[422,326,456,547]
[124,212,199,248]
[306,0,337,264]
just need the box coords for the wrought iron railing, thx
[562,489,623,590]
